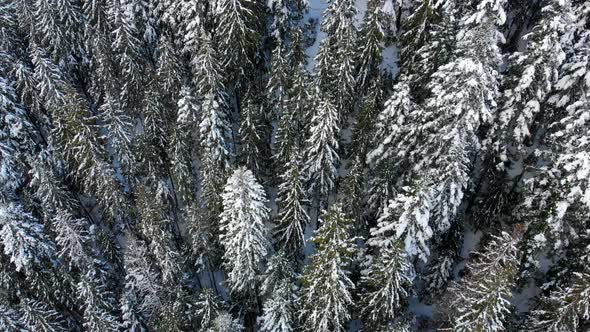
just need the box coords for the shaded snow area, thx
[409,296,434,318]
[304,0,330,70]
[512,280,542,313]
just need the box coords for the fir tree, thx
[261,251,296,298]
[369,187,433,261]
[77,268,119,331]
[274,59,310,169]
[239,97,267,177]
[315,0,357,111]
[0,202,56,273]
[360,241,414,328]
[50,88,126,221]
[260,281,296,332]
[20,299,66,332]
[135,184,181,284]
[495,0,571,157]
[447,231,521,332]
[399,0,457,100]
[30,44,67,108]
[298,203,356,331]
[366,79,421,217]
[267,41,290,119]
[0,76,33,202]
[259,251,297,332]
[524,0,588,250]
[532,271,590,331]
[219,167,271,296]
[121,237,162,329]
[207,312,244,332]
[194,34,232,224]
[0,303,22,330]
[34,0,83,64]
[214,0,259,83]
[303,96,340,208]
[110,0,145,112]
[344,77,385,229]
[195,288,224,330]
[371,0,507,261]
[355,0,385,97]
[274,150,310,255]
[100,93,134,173]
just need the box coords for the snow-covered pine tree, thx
[0,302,22,330]
[179,0,205,57]
[207,312,244,332]
[0,77,57,276]
[261,251,296,298]
[532,270,590,331]
[214,0,260,84]
[355,0,385,97]
[28,151,120,332]
[421,223,462,301]
[84,0,118,100]
[399,0,457,101]
[346,0,389,219]
[274,149,310,255]
[33,0,83,66]
[135,80,170,179]
[267,41,290,121]
[30,44,68,108]
[0,202,56,273]
[366,80,422,219]
[371,0,507,260]
[110,0,146,113]
[368,186,433,261]
[195,288,224,330]
[0,76,33,201]
[20,298,66,331]
[303,95,340,209]
[360,240,415,329]
[344,77,386,230]
[267,0,296,42]
[274,55,310,168]
[194,33,232,225]
[77,268,119,331]
[495,0,572,157]
[135,184,181,284]
[100,93,134,173]
[219,167,271,297]
[525,0,589,251]
[239,97,267,177]
[121,236,162,330]
[49,86,126,221]
[170,84,199,203]
[298,203,356,331]
[184,202,220,275]
[154,288,198,332]
[315,0,357,112]
[446,231,521,332]
[156,34,183,96]
[260,280,296,332]
[259,251,297,332]
[476,0,560,223]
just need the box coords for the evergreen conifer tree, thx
[298,203,356,331]
[219,167,271,296]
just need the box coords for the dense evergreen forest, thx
[1,0,589,330]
